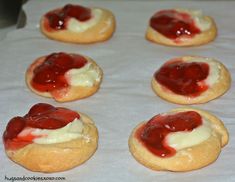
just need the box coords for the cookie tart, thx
[146,8,217,46]
[26,52,103,102]
[129,107,229,171]
[40,4,116,43]
[152,56,231,104]
[3,103,98,173]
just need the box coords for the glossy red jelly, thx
[3,103,80,150]
[150,10,201,39]
[154,60,209,96]
[136,111,202,157]
[31,52,87,93]
[45,4,91,30]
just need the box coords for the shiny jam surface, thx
[154,60,209,96]
[150,10,201,39]
[136,111,202,157]
[45,4,92,30]
[31,52,87,93]
[3,103,80,150]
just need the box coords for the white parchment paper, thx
[0,0,234,182]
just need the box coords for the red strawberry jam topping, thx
[154,59,209,96]
[3,103,80,150]
[31,52,87,93]
[45,4,92,30]
[136,111,202,157]
[150,10,201,40]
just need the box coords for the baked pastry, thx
[3,103,98,173]
[146,8,217,46]
[152,56,231,104]
[129,107,229,171]
[40,4,116,43]
[26,52,103,102]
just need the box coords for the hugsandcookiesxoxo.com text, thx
[4,175,66,182]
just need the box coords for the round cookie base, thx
[146,16,217,47]
[128,107,229,171]
[5,113,99,173]
[40,8,116,44]
[25,55,103,102]
[151,56,231,105]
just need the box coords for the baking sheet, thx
[0,0,235,181]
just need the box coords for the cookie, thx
[129,107,229,171]
[26,52,103,102]
[152,56,231,104]
[146,9,217,46]
[40,4,116,43]
[3,103,98,173]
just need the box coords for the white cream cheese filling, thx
[166,119,212,150]
[67,8,103,33]
[65,62,101,87]
[18,118,85,144]
[186,57,220,86]
[175,8,212,31]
